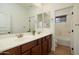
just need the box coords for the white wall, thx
[0,3,29,33]
[72,4,79,54]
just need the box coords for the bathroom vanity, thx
[0,32,52,55]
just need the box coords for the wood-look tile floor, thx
[49,45,72,55]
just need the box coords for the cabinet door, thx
[47,35,52,53]
[3,46,21,55]
[42,37,48,55]
[48,35,52,52]
[31,45,41,55]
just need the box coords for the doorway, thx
[55,6,73,54]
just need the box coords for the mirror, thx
[0,3,51,35]
[0,3,37,35]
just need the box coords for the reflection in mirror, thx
[0,3,51,35]
[0,3,42,35]
[29,16,36,32]
[37,13,43,33]
[43,12,50,28]
[0,12,11,35]
[0,3,35,35]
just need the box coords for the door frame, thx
[54,6,74,54]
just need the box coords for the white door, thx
[55,7,73,53]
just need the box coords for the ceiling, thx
[18,3,34,8]
[18,3,42,8]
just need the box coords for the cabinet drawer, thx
[49,34,52,39]
[22,50,30,55]
[4,46,21,55]
[21,40,37,53]
[46,35,50,39]
[42,37,47,41]
[38,38,42,44]
[46,34,52,39]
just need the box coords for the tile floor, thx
[49,44,72,55]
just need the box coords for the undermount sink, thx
[16,34,23,38]
[15,33,34,40]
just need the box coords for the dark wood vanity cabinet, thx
[1,34,52,55]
